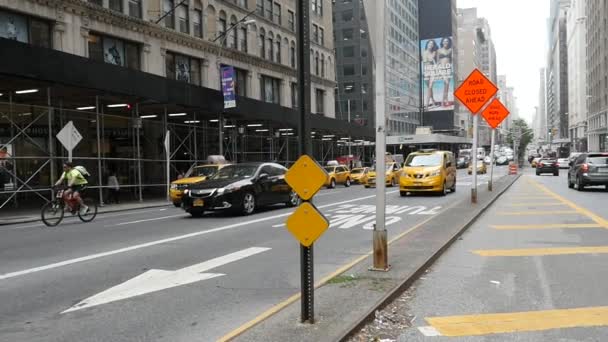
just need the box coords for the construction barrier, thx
[508,162,518,175]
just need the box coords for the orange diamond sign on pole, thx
[481,98,510,129]
[454,69,498,114]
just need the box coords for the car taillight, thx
[539,163,544,167]
[582,163,589,172]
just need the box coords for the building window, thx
[127,0,142,18]
[239,27,248,52]
[315,52,319,75]
[109,0,122,12]
[316,89,325,114]
[343,64,355,76]
[238,0,248,7]
[193,9,203,38]
[218,13,227,46]
[261,75,281,104]
[344,82,355,93]
[274,2,281,24]
[267,33,274,60]
[163,0,175,29]
[0,11,52,49]
[312,25,319,43]
[342,28,353,40]
[257,0,264,15]
[319,27,324,45]
[342,9,353,21]
[88,0,103,5]
[291,82,298,108]
[259,29,265,58]
[288,10,295,31]
[265,0,273,19]
[321,54,325,77]
[177,4,189,34]
[311,0,323,16]
[290,41,296,67]
[275,39,281,63]
[229,17,238,49]
[88,33,140,70]
[312,0,317,14]
[166,51,201,86]
[343,46,354,58]
[361,47,367,58]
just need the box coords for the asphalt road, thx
[396,167,608,341]
[0,167,507,342]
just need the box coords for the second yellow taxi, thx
[364,162,402,188]
[169,157,229,207]
[324,165,352,188]
[399,149,456,196]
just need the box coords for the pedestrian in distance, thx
[107,171,120,204]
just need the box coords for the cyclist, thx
[54,162,89,215]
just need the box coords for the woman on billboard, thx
[422,39,438,110]
[437,37,453,108]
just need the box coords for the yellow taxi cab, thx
[324,165,352,188]
[169,162,228,207]
[364,162,402,188]
[400,150,456,196]
[468,159,487,175]
[349,167,369,184]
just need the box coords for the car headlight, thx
[429,170,441,177]
[170,183,178,190]
[183,189,189,195]
[217,186,240,195]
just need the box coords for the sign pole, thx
[488,128,495,191]
[164,131,170,202]
[297,0,313,324]
[471,114,478,203]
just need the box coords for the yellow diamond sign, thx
[286,202,329,247]
[285,155,327,201]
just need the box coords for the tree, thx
[506,119,534,162]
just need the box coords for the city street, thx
[0,167,506,342]
[393,167,608,341]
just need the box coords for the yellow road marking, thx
[506,202,565,207]
[217,200,460,342]
[473,246,608,256]
[507,196,552,199]
[491,223,603,230]
[426,306,608,337]
[528,178,608,228]
[496,210,578,216]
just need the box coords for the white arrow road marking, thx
[418,326,442,336]
[61,247,270,313]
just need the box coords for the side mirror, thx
[258,173,269,181]
[568,161,573,167]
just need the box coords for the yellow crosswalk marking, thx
[473,246,608,256]
[425,306,608,337]
[497,210,579,216]
[491,223,603,230]
[506,202,565,207]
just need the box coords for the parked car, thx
[324,165,352,188]
[181,163,299,217]
[568,153,608,191]
[349,167,369,184]
[169,163,229,207]
[557,158,570,169]
[468,160,487,175]
[536,159,559,176]
[400,150,456,196]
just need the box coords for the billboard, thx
[221,66,236,109]
[421,36,454,112]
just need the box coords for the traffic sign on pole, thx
[286,202,329,247]
[56,121,83,162]
[285,155,327,201]
[481,98,510,129]
[454,69,498,114]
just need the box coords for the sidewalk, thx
[225,173,521,342]
[0,199,171,226]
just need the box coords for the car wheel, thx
[440,182,447,196]
[400,191,407,197]
[450,179,456,192]
[286,190,299,207]
[568,176,574,188]
[345,178,351,187]
[364,185,370,188]
[536,171,540,176]
[241,192,256,215]
[173,202,181,208]
[189,210,203,218]
[328,178,336,189]
[576,176,584,192]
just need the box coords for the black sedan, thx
[536,159,559,176]
[181,163,299,217]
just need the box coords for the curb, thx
[0,203,172,226]
[337,173,522,341]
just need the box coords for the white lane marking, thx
[0,191,397,281]
[62,247,270,313]
[418,326,442,336]
[109,214,185,227]
[315,190,343,197]
[272,223,286,228]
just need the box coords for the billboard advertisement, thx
[221,66,236,109]
[421,36,454,112]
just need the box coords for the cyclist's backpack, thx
[74,165,91,180]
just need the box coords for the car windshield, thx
[351,168,364,174]
[588,156,608,165]
[370,164,394,172]
[540,160,556,164]
[405,154,442,167]
[211,165,258,180]
[190,166,219,177]
[324,166,336,173]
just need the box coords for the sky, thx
[457,0,550,124]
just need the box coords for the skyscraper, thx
[586,0,608,151]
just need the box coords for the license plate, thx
[193,199,204,207]
[414,182,422,186]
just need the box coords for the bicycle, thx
[41,187,98,227]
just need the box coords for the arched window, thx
[267,31,274,61]
[218,11,227,46]
[193,0,203,38]
[239,24,249,52]
[290,41,296,68]
[321,54,325,77]
[229,16,238,49]
[275,34,281,63]
[315,52,319,75]
[259,28,265,58]
[205,5,216,39]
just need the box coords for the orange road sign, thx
[454,69,498,114]
[481,98,510,129]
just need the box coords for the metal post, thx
[193,112,198,164]
[95,96,104,206]
[219,112,224,155]
[135,103,143,202]
[471,114,478,203]
[164,107,170,202]
[47,88,55,189]
[297,0,313,324]
[488,128,495,191]
[372,0,388,271]
[347,99,352,158]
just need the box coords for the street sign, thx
[454,69,498,114]
[285,154,327,201]
[286,202,329,247]
[481,98,510,129]
[56,121,83,161]
[221,65,236,109]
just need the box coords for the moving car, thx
[169,161,228,207]
[468,160,487,174]
[364,162,402,188]
[349,167,369,184]
[324,165,351,188]
[400,150,456,196]
[496,155,509,165]
[181,163,299,217]
[536,159,559,176]
[484,156,493,165]
[557,158,570,169]
[531,157,541,168]
[568,152,608,191]
[456,156,469,169]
